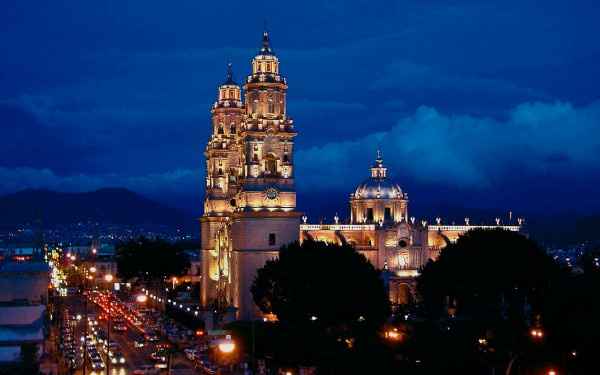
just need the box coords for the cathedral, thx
[200,32,523,320]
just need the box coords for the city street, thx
[60,291,198,375]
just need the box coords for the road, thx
[61,292,199,375]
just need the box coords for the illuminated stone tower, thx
[201,32,301,321]
[200,63,244,309]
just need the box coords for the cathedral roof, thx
[354,179,404,200]
[353,152,405,200]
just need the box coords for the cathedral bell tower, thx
[201,32,301,321]
[200,64,244,308]
[238,31,296,208]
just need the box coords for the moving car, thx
[91,359,105,370]
[110,350,126,366]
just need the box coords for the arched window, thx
[268,97,274,113]
[265,154,277,175]
[253,154,259,162]
[283,153,289,163]
[218,126,224,134]
[230,124,236,134]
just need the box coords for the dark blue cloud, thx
[0,0,599,215]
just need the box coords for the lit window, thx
[385,207,392,221]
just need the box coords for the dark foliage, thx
[541,247,600,372]
[417,228,561,319]
[250,240,390,371]
[252,240,389,333]
[115,237,190,281]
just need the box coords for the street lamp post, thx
[106,313,111,375]
[82,271,89,375]
[217,335,236,374]
[103,273,113,375]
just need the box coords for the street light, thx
[89,267,96,273]
[136,294,148,303]
[104,274,113,283]
[218,336,236,354]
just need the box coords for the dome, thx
[354,178,403,199]
[353,151,405,200]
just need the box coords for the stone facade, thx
[200,32,523,319]
[301,154,522,304]
[200,32,301,320]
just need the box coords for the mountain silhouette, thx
[0,188,194,227]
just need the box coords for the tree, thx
[115,237,190,282]
[250,240,390,371]
[414,229,565,373]
[417,228,561,319]
[252,240,389,335]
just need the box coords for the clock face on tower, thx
[265,187,279,200]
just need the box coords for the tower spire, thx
[260,27,274,55]
[371,149,387,178]
[224,62,236,85]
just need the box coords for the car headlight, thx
[111,358,117,364]
[120,358,125,363]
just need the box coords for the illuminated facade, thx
[201,32,523,319]
[200,32,301,320]
[301,153,523,305]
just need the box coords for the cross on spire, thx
[260,25,274,55]
[223,62,236,85]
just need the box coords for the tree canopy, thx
[252,240,389,334]
[115,237,190,281]
[417,228,561,319]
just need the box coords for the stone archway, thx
[264,153,278,176]
[389,280,415,305]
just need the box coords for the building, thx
[200,32,523,320]
[0,261,49,363]
[301,153,522,304]
[200,31,301,320]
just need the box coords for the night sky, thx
[2,1,599,219]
